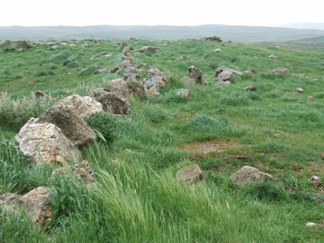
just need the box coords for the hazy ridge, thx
[2,25,324,42]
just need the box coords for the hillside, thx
[2,25,324,43]
[0,39,323,242]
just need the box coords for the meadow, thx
[0,38,323,242]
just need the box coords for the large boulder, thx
[143,67,166,92]
[106,78,129,98]
[123,65,140,81]
[0,187,52,227]
[230,166,273,186]
[53,94,103,118]
[91,88,130,114]
[20,187,52,226]
[127,80,145,97]
[15,118,79,166]
[40,107,96,147]
[187,66,206,85]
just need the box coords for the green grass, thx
[1,39,323,242]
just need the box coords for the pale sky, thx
[0,0,323,27]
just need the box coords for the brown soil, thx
[180,140,242,154]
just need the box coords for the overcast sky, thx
[0,0,323,27]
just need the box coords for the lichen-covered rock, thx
[15,118,79,166]
[230,166,273,186]
[53,94,103,118]
[106,78,130,98]
[127,80,145,97]
[143,67,166,92]
[176,89,192,99]
[139,46,159,53]
[20,187,52,226]
[176,164,203,183]
[123,65,140,81]
[0,187,52,227]
[73,160,95,184]
[91,88,130,114]
[215,66,242,83]
[187,66,206,85]
[40,107,96,147]
[271,67,289,77]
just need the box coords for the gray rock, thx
[188,66,206,85]
[139,46,159,53]
[40,107,96,147]
[230,166,273,186]
[15,118,79,166]
[0,187,52,227]
[91,88,130,114]
[271,67,289,77]
[53,94,103,118]
[127,80,145,97]
[143,67,166,92]
[106,78,129,98]
[176,89,192,99]
[176,164,203,183]
[123,65,140,81]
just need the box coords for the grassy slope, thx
[0,39,323,242]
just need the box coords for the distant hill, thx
[289,35,324,48]
[283,23,324,30]
[2,25,324,42]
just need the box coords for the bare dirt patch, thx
[180,140,242,154]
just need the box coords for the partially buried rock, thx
[91,88,130,114]
[143,67,166,92]
[180,76,195,85]
[106,78,129,98]
[73,160,95,185]
[230,166,273,186]
[53,94,103,118]
[271,67,289,77]
[40,107,96,147]
[216,67,235,84]
[176,164,203,183]
[187,66,206,85]
[127,80,145,97]
[0,187,52,227]
[20,187,52,226]
[176,89,192,99]
[33,90,47,98]
[295,87,304,93]
[243,84,257,91]
[140,46,159,54]
[123,65,140,81]
[15,118,79,166]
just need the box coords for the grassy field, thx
[0,39,323,242]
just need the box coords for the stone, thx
[53,94,103,118]
[0,193,22,211]
[176,164,203,183]
[91,88,130,114]
[33,90,47,98]
[72,160,95,184]
[230,166,273,186]
[307,96,314,101]
[118,60,132,69]
[305,222,316,227]
[188,66,206,85]
[16,40,31,50]
[269,54,278,59]
[295,87,304,93]
[0,187,52,227]
[272,68,289,77]
[15,118,79,166]
[214,48,222,52]
[127,80,145,97]
[243,84,257,91]
[146,86,160,96]
[143,68,166,92]
[40,107,96,147]
[180,76,195,85]
[176,89,192,99]
[20,187,52,226]
[106,78,129,98]
[309,176,321,186]
[139,46,159,53]
[123,65,140,81]
[320,152,324,160]
[217,69,235,83]
[219,81,232,86]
